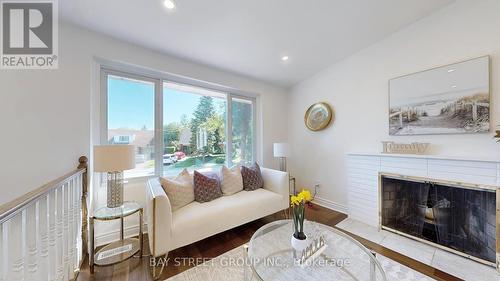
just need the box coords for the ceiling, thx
[60,0,454,88]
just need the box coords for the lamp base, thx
[278,157,287,172]
[107,171,124,208]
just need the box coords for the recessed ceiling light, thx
[164,0,176,10]
[451,85,457,88]
[281,56,289,61]
[447,69,456,73]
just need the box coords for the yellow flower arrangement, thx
[290,189,312,207]
[290,189,313,240]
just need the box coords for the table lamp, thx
[273,143,290,172]
[93,145,135,208]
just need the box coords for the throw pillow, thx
[241,162,264,191]
[221,165,243,195]
[194,171,223,202]
[160,169,194,211]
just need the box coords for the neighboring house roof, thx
[108,129,154,147]
[179,127,192,146]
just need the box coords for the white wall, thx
[0,22,288,211]
[288,0,500,212]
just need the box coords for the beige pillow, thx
[160,169,194,211]
[221,165,243,195]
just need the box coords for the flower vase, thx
[291,234,309,252]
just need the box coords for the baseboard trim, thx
[95,224,147,247]
[312,197,348,214]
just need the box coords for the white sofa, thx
[145,167,289,258]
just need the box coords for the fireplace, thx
[379,173,498,267]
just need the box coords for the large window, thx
[163,82,227,176]
[232,97,254,166]
[103,69,255,178]
[106,74,156,178]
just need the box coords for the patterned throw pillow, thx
[241,163,264,191]
[194,171,223,202]
[221,165,243,195]
[160,169,194,212]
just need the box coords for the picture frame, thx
[304,102,333,131]
[389,56,490,135]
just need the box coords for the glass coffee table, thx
[245,220,387,281]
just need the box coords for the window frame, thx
[101,67,257,179]
[227,93,257,167]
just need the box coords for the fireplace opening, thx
[380,175,496,264]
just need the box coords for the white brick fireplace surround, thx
[345,152,500,281]
[347,152,500,227]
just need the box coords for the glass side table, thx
[89,201,143,273]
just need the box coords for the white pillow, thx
[160,169,194,211]
[221,165,243,195]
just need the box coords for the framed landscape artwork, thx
[389,56,490,135]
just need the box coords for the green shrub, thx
[165,146,175,154]
[215,157,226,164]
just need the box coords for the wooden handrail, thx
[0,156,88,224]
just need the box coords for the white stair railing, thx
[0,157,88,281]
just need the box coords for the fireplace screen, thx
[380,175,496,264]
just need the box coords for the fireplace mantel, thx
[347,152,500,163]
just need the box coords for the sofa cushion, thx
[194,171,222,202]
[160,169,194,211]
[241,162,264,191]
[171,188,284,248]
[221,165,243,195]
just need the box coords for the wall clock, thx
[304,102,333,131]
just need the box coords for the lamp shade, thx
[273,143,290,158]
[93,145,136,172]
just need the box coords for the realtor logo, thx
[1,0,58,69]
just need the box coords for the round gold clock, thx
[304,102,333,131]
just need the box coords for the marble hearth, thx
[337,218,500,281]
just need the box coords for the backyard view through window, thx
[232,97,253,166]
[163,82,227,176]
[105,70,255,178]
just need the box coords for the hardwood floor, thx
[77,204,462,281]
